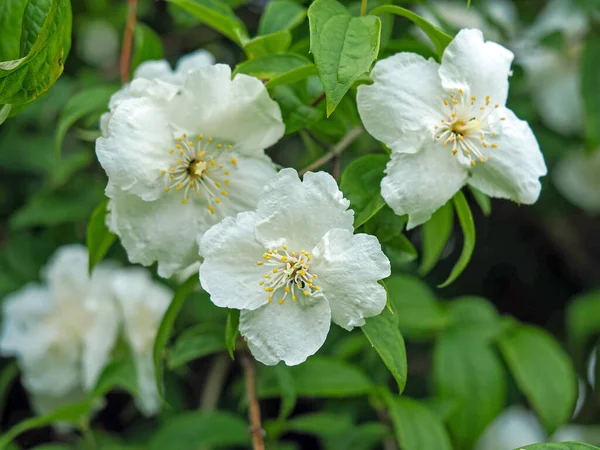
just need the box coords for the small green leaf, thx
[497,324,577,434]
[370,5,452,57]
[469,185,492,216]
[131,23,164,74]
[448,296,501,340]
[308,0,381,116]
[567,290,600,371]
[0,105,11,125]
[167,324,226,369]
[86,199,116,274]
[258,0,307,35]
[225,309,240,359]
[243,30,292,59]
[165,0,249,46]
[153,276,198,399]
[340,154,388,229]
[582,34,600,152]
[438,191,475,288]
[265,64,318,89]
[285,412,353,437]
[274,364,296,420]
[519,444,600,450]
[418,201,454,276]
[234,53,310,81]
[272,85,323,135]
[93,357,138,398]
[384,233,418,265]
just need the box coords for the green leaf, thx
[434,330,506,447]
[370,5,452,57]
[131,23,164,74]
[308,0,381,116]
[469,185,492,216]
[165,0,249,46]
[86,199,116,275]
[519,444,600,450]
[418,201,454,276]
[258,0,307,35]
[272,85,323,135]
[285,412,353,437]
[361,298,407,393]
[0,0,72,106]
[167,324,226,369]
[0,363,19,419]
[340,154,388,229]
[447,296,501,340]
[0,104,11,125]
[497,324,577,434]
[382,392,452,450]
[274,364,297,420]
[147,411,250,449]
[55,85,117,156]
[153,276,198,398]
[384,232,418,265]
[265,64,318,89]
[234,53,310,81]
[567,290,600,371]
[582,34,600,151]
[93,357,138,398]
[438,191,475,288]
[0,0,29,62]
[243,30,292,59]
[225,309,240,359]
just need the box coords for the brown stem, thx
[240,352,264,450]
[310,91,326,107]
[120,0,138,82]
[299,127,364,176]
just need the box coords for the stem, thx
[360,0,368,16]
[199,353,231,411]
[299,127,364,176]
[241,352,264,450]
[120,0,138,82]
[310,92,326,107]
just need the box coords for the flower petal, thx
[381,142,468,229]
[467,107,546,204]
[554,149,600,215]
[357,53,446,153]
[42,245,90,302]
[474,406,545,450]
[199,211,270,311]
[132,351,162,416]
[239,294,331,366]
[175,49,215,74]
[310,229,390,331]
[255,169,354,250]
[133,60,173,80]
[439,29,514,106]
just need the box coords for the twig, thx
[310,92,326,107]
[332,155,341,180]
[299,127,364,176]
[120,0,138,82]
[199,353,231,411]
[360,0,368,16]
[240,352,264,450]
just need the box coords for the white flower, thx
[111,268,172,416]
[554,149,600,215]
[97,64,285,277]
[357,29,547,229]
[199,169,391,366]
[0,245,119,415]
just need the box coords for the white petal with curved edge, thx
[474,406,545,450]
[96,97,174,200]
[199,212,270,311]
[554,149,600,215]
[523,0,588,41]
[133,60,173,81]
[467,107,546,204]
[255,169,354,250]
[42,245,90,305]
[239,294,331,366]
[381,142,468,229]
[439,29,514,106]
[175,49,215,74]
[132,351,162,416]
[357,53,446,153]
[310,229,390,331]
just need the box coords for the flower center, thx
[257,245,320,305]
[161,133,238,214]
[433,90,506,167]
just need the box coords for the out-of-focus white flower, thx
[357,29,547,228]
[199,169,391,366]
[554,149,600,215]
[111,268,172,416]
[77,20,120,69]
[0,245,119,415]
[97,64,285,278]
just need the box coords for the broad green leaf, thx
[86,199,116,274]
[567,290,600,371]
[370,5,452,57]
[225,309,240,359]
[361,298,407,393]
[147,411,250,449]
[165,0,249,46]
[497,325,577,434]
[259,0,307,35]
[308,0,381,116]
[469,185,492,216]
[386,275,450,338]
[272,85,323,135]
[167,324,226,369]
[0,0,72,106]
[340,154,388,229]
[384,232,418,265]
[0,0,28,61]
[93,357,138,398]
[418,201,454,276]
[438,191,475,288]
[285,412,353,437]
[243,30,292,59]
[274,364,296,420]
[447,296,502,340]
[131,23,164,73]
[265,64,318,89]
[382,392,452,450]
[20,0,52,56]
[153,276,198,398]
[327,422,389,450]
[582,34,600,151]
[54,85,116,156]
[234,53,310,81]
[519,444,600,450]
[434,330,506,447]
